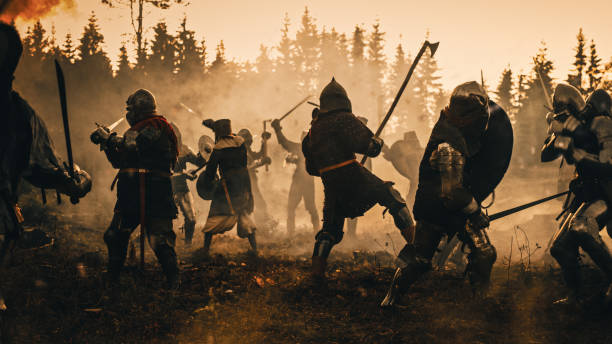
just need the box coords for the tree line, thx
[12,8,612,172]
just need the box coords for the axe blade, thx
[427,41,440,57]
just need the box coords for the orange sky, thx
[14,0,612,89]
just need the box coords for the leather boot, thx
[156,245,180,290]
[184,221,195,247]
[203,233,213,255]
[311,238,332,279]
[247,233,257,253]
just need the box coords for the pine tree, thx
[210,40,226,71]
[62,33,75,63]
[294,7,319,90]
[116,44,132,79]
[351,25,365,66]
[277,12,293,72]
[390,43,407,84]
[76,12,112,79]
[175,17,203,79]
[148,20,175,75]
[495,68,514,112]
[413,31,442,127]
[367,21,385,89]
[568,28,586,92]
[46,25,62,61]
[255,44,273,75]
[27,20,48,60]
[586,39,602,93]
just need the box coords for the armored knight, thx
[302,78,415,280]
[381,81,513,307]
[91,89,180,289]
[542,84,612,305]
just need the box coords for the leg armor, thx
[311,215,344,279]
[175,191,197,245]
[146,218,179,289]
[103,213,135,282]
[379,183,415,242]
[381,221,445,307]
[552,200,612,299]
[462,223,497,292]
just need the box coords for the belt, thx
[318,159,359,174]
[118,168,171,178]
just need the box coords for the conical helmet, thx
[319,77,352,113]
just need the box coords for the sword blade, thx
[108,117,125,131]
[489,190,570,222]
[54,60,75,179]
[278,95,312,121]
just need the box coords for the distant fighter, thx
[0,22,92,308]
[91,89,180,289]
[382,131,423,207]
[200,119,257,254]
[270,119,319,235]
[542,85,612,305]
[302,78,415,280]
[236,128,273,226]
[169,122,207,246]
[381,81,513,306]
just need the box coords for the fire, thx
[0,0,75,23]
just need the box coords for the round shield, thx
[466,101,514,202]
[196,172,218,201]
[388,138,421,179]
[198,134,215,162]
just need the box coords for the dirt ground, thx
[2,219,612,344]
[2,166,612,343]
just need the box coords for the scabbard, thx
[139,173,146,270]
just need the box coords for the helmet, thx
[126,89,157,114]
[584,89,611,118]
[319,77,352,113]
[446,81,489,129]
[552,84,585,115]
[237,128,253,146]
[0,22,22,91]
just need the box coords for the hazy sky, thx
[16,0,612,89]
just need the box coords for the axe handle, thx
[361,41,433,165]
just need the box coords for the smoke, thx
[0,0,74,23]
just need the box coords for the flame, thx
[0,0,75,23]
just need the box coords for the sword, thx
[361,40,439,165]
[307,101,319,108]
[488,190,570,222]
[277,95,312,122]
[534,57,554,111]
[96,117,124,131]
[179,102,200,116]
[54,60,79,205]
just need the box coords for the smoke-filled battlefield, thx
[3,0,612,343]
